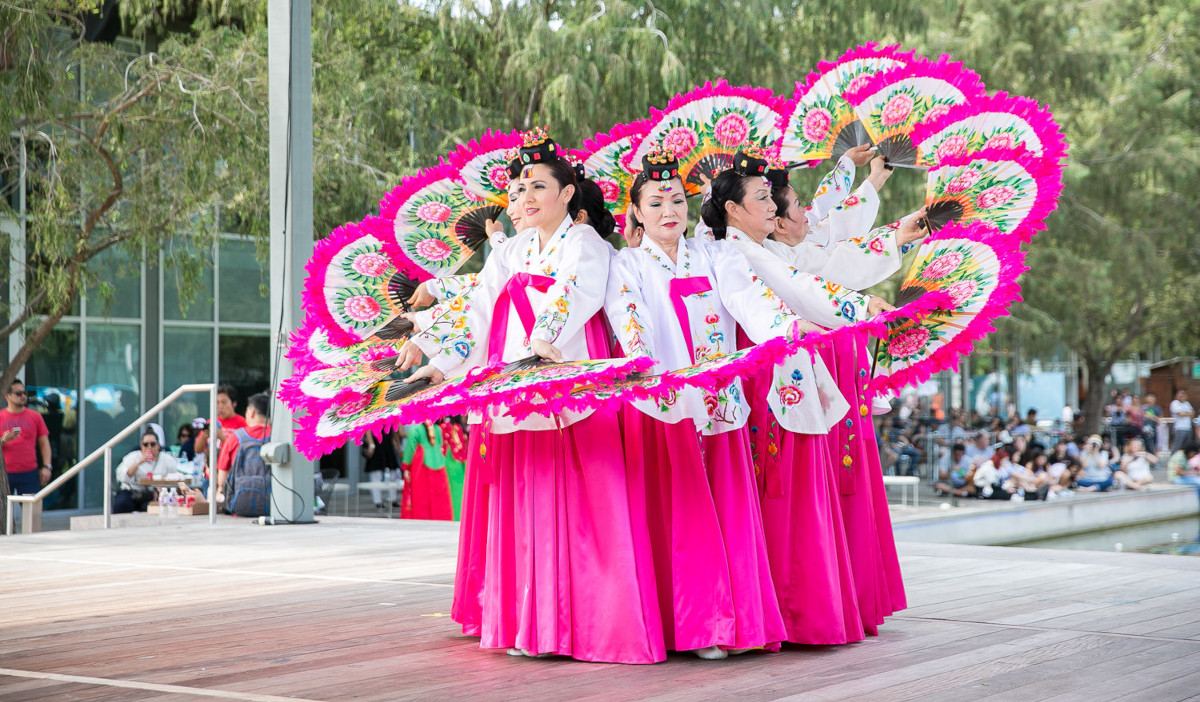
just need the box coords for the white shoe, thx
[692,646,728,660]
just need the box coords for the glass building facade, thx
[14,233,271,512]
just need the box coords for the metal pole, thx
[5,497,12,536]
[267,0,316,522]
[208,384,217,525]
[103,448,112,530]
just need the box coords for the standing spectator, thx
[1060,404,1075,430]
[1077,435,1115,491]
[1169,389,1195,452]
[1,381,51,496]
[213,393,270,506]
[113,427,179,513]
[1141,392,1163,452]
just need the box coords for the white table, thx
[881,474,920,508]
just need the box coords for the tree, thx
[920,0,1200,433]
[0,0,267,520]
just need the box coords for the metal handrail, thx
[6,383,218,535]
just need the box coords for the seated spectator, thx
[1006,453,1052,500]
[973,447,1016,500]
[935,442,975,497]
[172,423,193,459]
[214,392,271,508]
[1114,438,1156,490]
[113,426,179,513]
[1167,442,1200,486]
[1076,434,1114,491]
[964,431,993,467]
[1046,456,1080,496]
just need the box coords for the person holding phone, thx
[1,380,51,496]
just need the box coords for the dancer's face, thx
[726,176,776,239]
[772,186,809,241]
[516,163,573,232]
[506,182,524,231]
[631,178,688,247]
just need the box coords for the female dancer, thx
[764,157,928,636]
[605,144,838,659]
[701,148,892,645]
[400,128,664,664]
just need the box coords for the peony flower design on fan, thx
[801,107,833,143]
[487,164,511,192]
[329,286,390,331]
[778,44,917,164]
[887,325,933,360]
[922,148,1063,240]
[869,221,1028,400]
[573,119,652,227]
[634,81,790,195]
[415,201,453,224]
[841,54,987,168]
[920,251,965,280]
[911,93,1069,169]
[348,252,390,279]
[663,125,700,157]
[712,112,751,146]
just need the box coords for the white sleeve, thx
[811,179,881,246]
[707,242,798,343]
[738,243,873,328]
[411,252,505,377]
[603,251,657,360]
[802,225,902,289]
[807,154,856,225]
[529,231,610,346]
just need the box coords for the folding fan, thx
[910,92,1069,168]
[842,54,988,168]
[869,221,1027,397]
[571,119,650,228]
[922,147,1064,241]
[286,322,407,375]
[777,43,916,166]
[374,162,504,279]
[631,81,792,196]
[299,219,426,346]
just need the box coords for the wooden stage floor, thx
[2,517,1199,701]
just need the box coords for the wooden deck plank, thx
[2,520,1199,701]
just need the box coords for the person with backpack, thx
[214,392,271,517]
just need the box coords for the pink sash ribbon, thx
[668,277,714,363]
[488,273,556,364]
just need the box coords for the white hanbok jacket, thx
[606,235,846,435]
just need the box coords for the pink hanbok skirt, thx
[450,428,488,637]
[623,410,785,652]
[479,411,665,663]
[819,336,907,634]
[744,370,865,645]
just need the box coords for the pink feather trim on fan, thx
[652,79,794,122]
[841,53,988,108]
[777,41,919,137]
[574,118,652,163]
[868,220,1028,399]
[929,145,1065,242]
[448,128,525,170]
[910,91,1070,166]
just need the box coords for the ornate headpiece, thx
[569,155,587,182]
[640,141,680,183]
[518,126,560,166]
[503,147,522,180]
[732,144,770,177]
[765,156,790,188]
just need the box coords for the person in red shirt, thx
[194,383,247,456]
[214,392,270,504]
[1,381,52,496]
